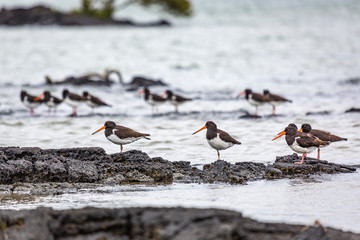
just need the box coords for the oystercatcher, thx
[272,125,329,164]
[20,90,42,116]
[238,89,270,116]
[163,90,192,112]
[263,90,292,115]
[92,121,151,152]
[192,121,241,160]
[300,123,347,160]
[138,87,166,114]
[34,91,62,113]
[83,91,111,114]
[62,89,84,116]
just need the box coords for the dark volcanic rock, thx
[0,5,171,27]
[0,147,356,187]
[273,154,356,177]
[0,207,359,240]
[345,108,360,113]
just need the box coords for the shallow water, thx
[1,0,360,233]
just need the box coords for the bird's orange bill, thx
[137,89,144,95]
[272,131,285,141]
[192,125,207,135]
[34,94,44,101]
[92,126,105,135]
[298,128,303,132]
[236,91,246,98]
[161,92,167,97]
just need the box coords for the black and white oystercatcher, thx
[83,91,111,114]
[20,90,42,116]
[192,121,241,160]
[138,87,166,114]
[62,89,84,116]
[92,121,151,152]
[263,90,292,115]
[238,89,270,116]
[163,90,192,112]
[34,91,62,113]
[300,123,347,160]
[272,125,329,164]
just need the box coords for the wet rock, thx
[265,167,283,179]
[272,153,356,176]
[0,147,356,187]
[345,108,360,113]
[0,5,171,27]
[305,111,331,116]
[67,160,98,183]
[0,207,359,240]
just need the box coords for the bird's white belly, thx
[248,96,263,106]
[146,98,162,106]
[23,97,41,108]
[65,97,81,107]
[269,101,284,106]
[207,136,233,150]
[289,139,316,153]
[106,134,141,145]
[46,99,56,108]
[86,100,98,108]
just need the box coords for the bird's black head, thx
[284,125,298,135]
[205,121,217,130]
[104,121,116,129]
[20,90,27,101]
[301,123,312,133]
[83,91,89,97]
[166,90,173,98]
[44,91,51,101]
[263,90,270,95]
[288,123,298,130]
[63,89,69,99]
[245,89,252,94]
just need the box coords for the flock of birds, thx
[20,87,292,116]
[20,87,346,164]
[91,119,347,163]
[20,88,193,116]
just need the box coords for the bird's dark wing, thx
[218,129,241,145]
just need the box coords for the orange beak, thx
[236,91,246,99]
[192,125,207,135]
[272,131,285,141]
[92,126,105,135]
[137,89,144,95]
[298,128,303,132]
[161,92,167,98]
[34,93,44,101]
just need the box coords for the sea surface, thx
[1,0,360,233]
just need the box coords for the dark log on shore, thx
[0,5,171,27]
[0,147,356,188]
[0,207,359,240]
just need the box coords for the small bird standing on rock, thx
[237,89,270,116]
[192,121,241,160]
[300,123,347,160]
[272,125,329,164]
[92,121,151,153]
[138,87,166,114]
[162,90,192,112]
[34,91,63,113]
[263,90,292,115]
[63,89,84,116]
[83,91,111,114]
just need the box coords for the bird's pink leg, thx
[217,150,220,160]
[30,107,34,116]
[72,107,77,116]
[295,153,307,164]
[272,105,276,115]
[317,147,320,160]
[120,145,123,153]
[255,106,258,116]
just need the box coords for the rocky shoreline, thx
[0,146,356,195]
[0,207,359,240]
